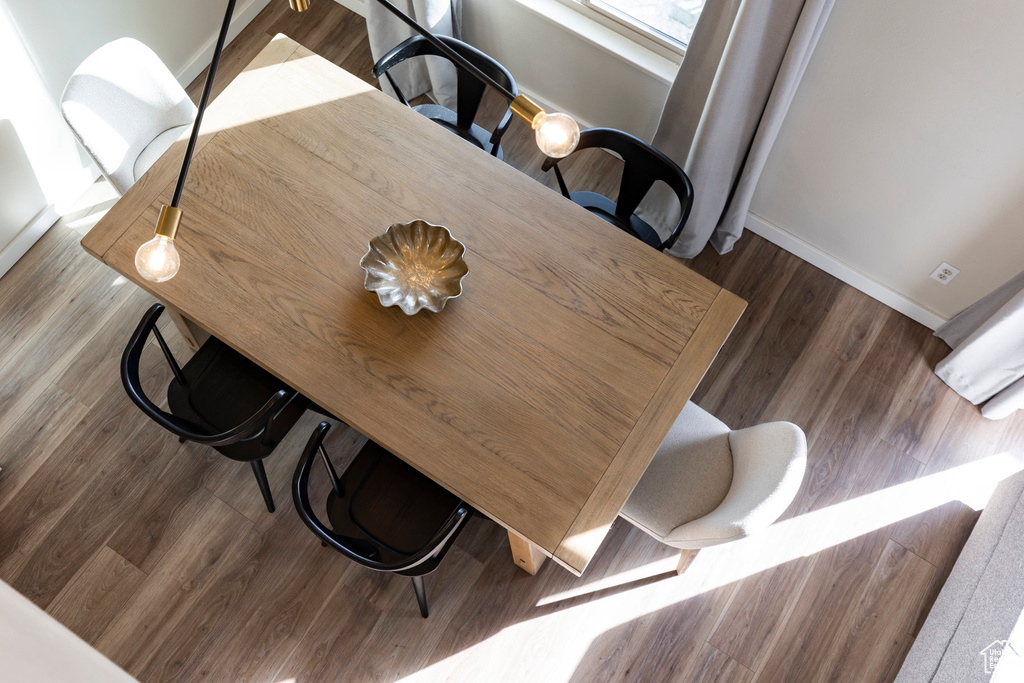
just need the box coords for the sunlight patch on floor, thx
[398,453,1024,680]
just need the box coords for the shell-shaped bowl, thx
[359,220,468,315]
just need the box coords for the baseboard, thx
[0,205,59,280]
[745,212,947,330]
[175,0,275,87]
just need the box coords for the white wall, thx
[749,0,1024,322]
[462,0,676,136]
[0,2,93,214]
[0,0,272,215]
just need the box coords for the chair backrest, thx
[61,38,197,194]
[120,303,289,447]
[542,127,695,252]
[665,415,807,547]
[372,35,517,137]
[292,421,471,573]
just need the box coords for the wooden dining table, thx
[81,34,745,577]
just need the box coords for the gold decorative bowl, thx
[360,220,468,315]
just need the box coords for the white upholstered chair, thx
[61,38,197,195]
[620,402,807,573]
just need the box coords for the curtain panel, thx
[641,0,836,258]
[366,0,461,110]
[935,270,1024,420]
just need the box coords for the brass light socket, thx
[510,94,545,129]
[154,205,182,240]
[289,0,310,11]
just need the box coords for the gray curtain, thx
[640,0,836,258]
[367,0,460,110]
[935,271,1024,420]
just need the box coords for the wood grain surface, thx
[81,36,741,575]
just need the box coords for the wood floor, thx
[2,2,1021,681]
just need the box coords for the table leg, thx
[676,549,700,574]
[164,304,209,352]
[508,530,547,575]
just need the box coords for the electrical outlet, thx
[930,262,960,285]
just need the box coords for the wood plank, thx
[0,380,154,584]
[45,546,148,645]
[879,333,960,463]
[93,491,255,674]
[104,442,221,572]
[0,387,88,514]
[703,260,843,428]
[688,237,801,411]
[149,508,352,682]
[820,540,940,682]
[680,643,753,683]
[555,290,746,574]
[762,285,888,434]
[707,556,816,672]
[8,418,173,609]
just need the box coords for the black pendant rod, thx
[372,0,517,102]
[170,0,516,209]
[170,0,237,207]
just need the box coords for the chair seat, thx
[133,123,191,183]
[568,192,664,250]
[412,103,504,159]
[619,402,734,540]
[326,440,466,576]
[166,337,307,462]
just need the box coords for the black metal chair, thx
[372,35,518,159]
[121,303,309,512]
[292,421,472,618]
[541,127,695,252]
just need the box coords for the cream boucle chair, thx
[61,38,197,195]
[620,402,807,573]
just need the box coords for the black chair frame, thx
[541,127,695,252]
[121,304,304,511]
[372,34,518,158]
[293,421,472,617]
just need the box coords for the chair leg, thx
[411,576,429,619]
[250,459,275,513]
[676,549,700,575]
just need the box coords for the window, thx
[581,0,704,50]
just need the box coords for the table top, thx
[82,34,745,576]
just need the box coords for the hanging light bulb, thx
[136,205,182,283]
[533,111,580,159]
[510,94,580,158]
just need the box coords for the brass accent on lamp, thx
[289,0,310,11]
[510,94,544,128]
[136,205,182,282]
[511,94,580,159]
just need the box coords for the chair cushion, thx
[568,192,664,249]
[166,337,307,462]
[326,440,465,573]
[133,123,191,183]
[663,421,806,547]
[412,103,503,159]
[619,402,733,541]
